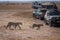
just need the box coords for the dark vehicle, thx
[32,1,42,9]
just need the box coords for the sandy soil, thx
[0,3,60,40]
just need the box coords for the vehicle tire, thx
[44,20,48,25]
[49,21,53,27]
[38,16,43,20]
[39,17,43,20]
[36,15,39,19]
[40,17,44,20]
[33,14,35,17]
[38,16,41,20]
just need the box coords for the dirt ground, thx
[0,3,60,40]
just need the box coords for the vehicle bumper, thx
[52,21,60,25]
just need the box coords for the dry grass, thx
[0,3,32,10]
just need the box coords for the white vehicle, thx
[44,9,60,27]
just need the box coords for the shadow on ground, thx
[53,24,60,28]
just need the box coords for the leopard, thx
[5,22,22,30]
[32,24,43,30]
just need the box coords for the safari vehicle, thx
[44,9,60,27]
[33,2,58,20]
[42,2,58,10]
[32,1,42,9]
[33,8,46,20]
[32,2,58,9]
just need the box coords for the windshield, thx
[48,11,60,15]
[42,5,56,9]
[46,5,55,9]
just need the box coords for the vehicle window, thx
[42,5,46,8]
[46,5,54,9]
[41,10,46,12]
[39,3,41,5]
[34,2,38,5]
[48,11,60,15]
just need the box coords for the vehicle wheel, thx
[39,17,43,20]
[44,20,48,25]
[38,16,41,20]
[38,16,43,20]
[49,21,53,27]
[39,16,42,20]
[39,17,44,20]
[36,15,39,19]
[33,14,35,17]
